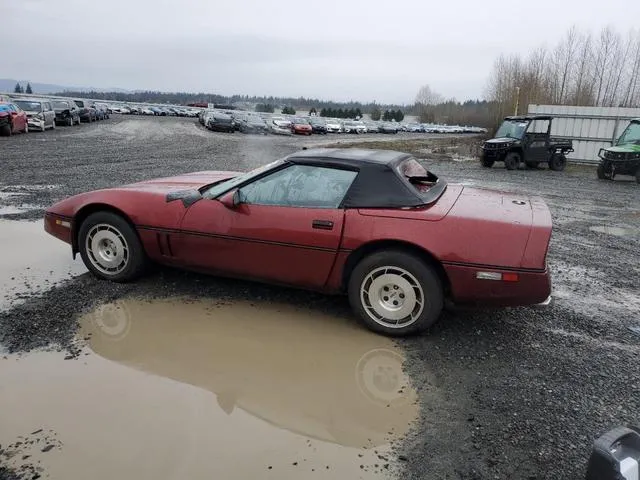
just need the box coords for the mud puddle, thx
[589,225,636,237]
[0,298,421,479]
[0,220,87,311]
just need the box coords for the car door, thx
[524,119,550,162]
[176,164,358,289]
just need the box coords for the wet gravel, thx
[1,115,640,479]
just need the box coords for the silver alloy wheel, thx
[85,223,130,275]
[360,266,425,329]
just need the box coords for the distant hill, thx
[0,79,130,95]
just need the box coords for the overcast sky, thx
[4,0,640,104]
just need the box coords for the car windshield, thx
[310,118,325,124]
[293,118,308,124]
[202,160,284,199]
[14,100,42,112]
[397,158,439,194]
[495,120,527,139]
[616,121,640,145]
[52,101,69,108]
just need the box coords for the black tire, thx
[480,156,494,168]
[549,153,567,171]
[597,163,607,180]
[525,160,539,169]
[78,211,147,282]
[635,168,640,184]
[1,123,12,136]
[347,250,444,336]
[504,152,520,170]
[66,117,73,126]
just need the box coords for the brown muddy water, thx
[0,219,87,310]
[0,298,421,479]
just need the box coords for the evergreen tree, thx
[394,110,404,122]
[25,83,33,94]
[13,82,23,94]
[281,105,296,115]
[309,107,317,115]
[370,107,381,121]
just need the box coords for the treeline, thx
[53,90,406,113]
[319,107,363,119]
[486,26,640,124]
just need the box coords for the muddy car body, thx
[481,116,574,171]
[45,148,553,336]
[597,119,640,183]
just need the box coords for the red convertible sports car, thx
[45,148,552,336]
[290,118,313,135]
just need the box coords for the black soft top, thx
[285,148,446,208]
[504,115,552,121]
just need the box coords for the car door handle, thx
[312,220,334,230]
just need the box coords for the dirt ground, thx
[1,115,639,480]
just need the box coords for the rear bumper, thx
[444,263,552,307]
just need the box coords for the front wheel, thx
[480,155,494,168]
[504,152,520,170]
[348,250,443,336]
[1,123,12,136]
[635,168,640,184]
[549,153,567,171]
[78,212,147,282]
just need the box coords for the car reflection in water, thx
[78,298,422,448]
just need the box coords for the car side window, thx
[239,164,357,208]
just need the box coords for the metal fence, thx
[527,104,640,164]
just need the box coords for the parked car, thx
[44,148,553,337]
[93,103,110,119]
[407,123,424,133]
[380,123,399,134]
[239,114,269,134]
[597,118,640,183]
[0,102,28,135]
[73,100,97,122]
[92,105,106,121]
[270,116,292,134]
[13,99,56,131]
[325,119,342,133]
[481,116,573,171]
[365,122,380,134]
[291,117,312,135]
[52,100,81,126]
[207,112,235,132]
[342,120,366,134]
[309,117,328,134]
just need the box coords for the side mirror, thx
[219,189,243,209]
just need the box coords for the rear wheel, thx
[348,250,443,336]
[549,153,567,171]
[504,152,520,170]
[480,156,494,168]
[78,212,147,282]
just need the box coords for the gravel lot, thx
[1,115,639,479]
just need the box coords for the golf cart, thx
[481,116,574,171]
[597,118,640,183]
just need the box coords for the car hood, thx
[121,171,240,193]
[485,137,518,144]
[607,144,640,153]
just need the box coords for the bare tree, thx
[415,85,444,106]
[415,85,444,122]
